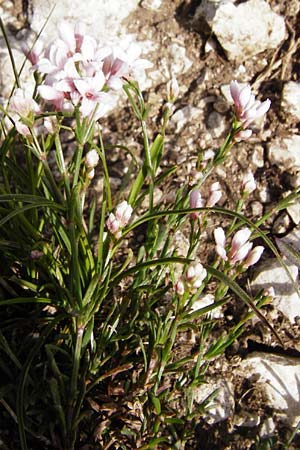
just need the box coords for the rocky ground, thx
[1,0,300,449]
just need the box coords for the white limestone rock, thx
[195,0,286,61]
[287,200,300,225]
[268,135,300,172]
[29,0,139,42]
[282,81,300,119]
[239,353,300,426]
[193,379,235,424]
[141,0,162,10]
[191,293,223,319]
[171,106,202,133]
[251,258,300,323]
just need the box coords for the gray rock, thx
[251,145,265,168]
[282,81,300,119]
[239,353,300,426]
[195,0,286,61]
[272,213,291,235]
[268,135,300,172]
[287,200,300,225]
[251,258,300,323]
[207,111,227,138]
[193,379,235,424]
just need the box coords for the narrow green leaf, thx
[205,264,283,345]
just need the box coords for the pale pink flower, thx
[38,85,65,111]
[21,40,44,66]
[186,262,207,291]
[214,226,262,267]
[43,116,57,134]
[10,88,40,136]
[102,55,129,90]
[73,72,111,119]
[230,241,253,264]
[190,183,221,219]
[228,228,252,261]
[242,172,256,194]
[230,80,271,139]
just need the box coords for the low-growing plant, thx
[0,18,298,450]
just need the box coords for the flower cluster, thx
[230,80,271,140]
[189,182,222,219]
[214,227,264,268]
[25,22,152,120]
[106,201,133,239]
[175,261,207,295]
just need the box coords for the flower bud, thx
[242,172,256,194]
[85,149,99,170]
[214,227,228,261]
[115,201,133,227]
[167,77,179,103]
[189,189,204,219]
[175,280,185,296]
[87,168,95,180]
[106,213,120,236]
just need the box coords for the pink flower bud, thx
[175,280,185,296]
[115,201,133,227]
[189,189,204,219]
[214,227,228,261]
[106,213,121,236]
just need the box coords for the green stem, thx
[67,320,84,450]
[141,119,154,211]
[72,144,84,188]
